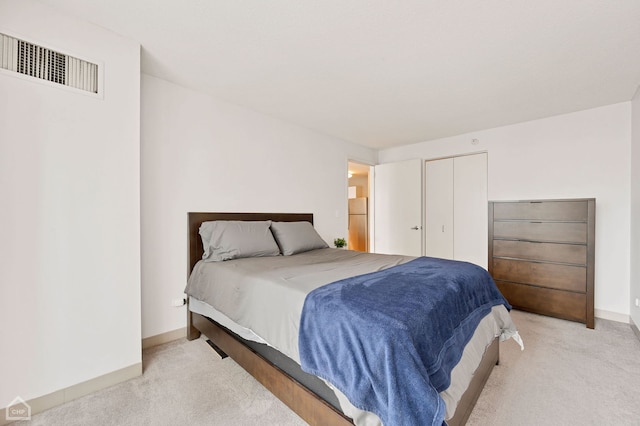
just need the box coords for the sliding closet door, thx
[425,158,454,259]
[424,153,488,268]
[453,153,488,268]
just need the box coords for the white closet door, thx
[453,153,488,268]
[373,159,422,256]
[425,158,454,259]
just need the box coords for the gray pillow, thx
[270,221,328,255]
[199,220,281,261]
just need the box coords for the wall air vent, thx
[1,32,99,94]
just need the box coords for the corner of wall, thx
[631,84,640,329]
[631,318,640,343]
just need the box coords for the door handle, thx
[410,226,420,230]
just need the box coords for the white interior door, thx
[453,153,488,268]
[373,159,422,256]
[425,158,454,259]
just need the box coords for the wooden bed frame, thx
[186,212,499,426]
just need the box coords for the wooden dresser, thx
[488,199,595,328]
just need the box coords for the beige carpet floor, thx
[17,310,640,426]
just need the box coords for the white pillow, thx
[199,220,281,261]
[270,221,329,255]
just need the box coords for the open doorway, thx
[347,161,371,252]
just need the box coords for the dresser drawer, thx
[493,240,587,265]
[493,200,588,221]
[492,258,586,292]
[493,221,587,244]
[496,280,586,323]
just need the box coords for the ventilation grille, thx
[0,32,98,93]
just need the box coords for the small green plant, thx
[334,237,346,248]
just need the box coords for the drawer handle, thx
[530,221,542,224]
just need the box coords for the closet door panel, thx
[453,153,488,268]
[425,158,454,259]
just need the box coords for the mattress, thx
[185,248,521,424]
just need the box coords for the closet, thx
[424,153,488,268]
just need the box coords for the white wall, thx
[140,75,376,338]
[379,103,631,318]
[0,0,141,406]
[631,88,640,328]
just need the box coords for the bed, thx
[185,212,521,425]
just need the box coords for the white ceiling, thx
[39,0,640,149]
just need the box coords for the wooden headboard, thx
[187,212,314,274]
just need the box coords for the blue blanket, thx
[298,257,510,426]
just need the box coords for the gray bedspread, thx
[186,248,414,361]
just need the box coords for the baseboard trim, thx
[631,319,640,343]
[0,363,141,425]
[594,309,629,324]
[142,327,186,349]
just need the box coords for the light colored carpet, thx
[18,310,640,425]
[17,337,306,426]
[468,310,640,425]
